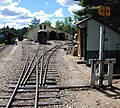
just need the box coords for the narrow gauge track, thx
[0,41,63,108]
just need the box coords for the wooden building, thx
[28,23,73,41]
[75,16,120,68]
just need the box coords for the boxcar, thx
[58,33,65,40]
[38,30,48,44]
[18,35,23,41]
[4,31,16,44]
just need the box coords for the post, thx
[90,59,96,86]
[99,27,104,59]
[99,27,105,87]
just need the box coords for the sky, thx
[0,0,83,29]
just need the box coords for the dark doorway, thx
[80,27,87,59]
[58,33,65,40]
[49,31,57,40]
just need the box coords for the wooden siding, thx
[77,29,81,57]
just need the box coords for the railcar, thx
[18,35,23,41]
[58,33,65,40]
[38,30,48,44]
[4,30,16,44]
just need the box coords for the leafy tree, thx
[63,17,73,33]
[74,0,120,17]
[6,26,9,30]
[55,20,62,30]
[29,17,40,28]
[44,21,51,26]
[64,17,73,25]
[1,26,28,38]
[74,0,120,31]
[55,17,76,34]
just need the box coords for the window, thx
[44,25,46,29]
[40,25,42,29]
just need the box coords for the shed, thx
[75,16,120,68]
[28,23,73,41]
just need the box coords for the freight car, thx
[37,30,48,44]
[18,35,23,41]
[4,30,16,44]
[58,33,65,40]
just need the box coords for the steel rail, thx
[23,45,59,85]
[42,43,62,68]
[6,42,39,107]
[40,56,44,86]
[4,42,64,108]
[22,55,43,85]
[42,45,61,86]
[35,59,39,108]
[6,56,28,108]
[22,44,61,86]
[20,45,40,85]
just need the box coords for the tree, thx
[6,26,9,30]
[64,17,73,25]
[44,21,51,27]
[55,17,76,34]
[29,17,40,28]
[74,0,120,31]
[74,0,120,17]
[55,20,62,30]
[63,17,73,33]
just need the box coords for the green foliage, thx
[55,20,62,29]
[44,21,51,26]
[55,17,77,34]
[0,26,28,39]
[0,41,4,45]
[74,0,120,17]
[74,0,120,31]
[29,17,40,28]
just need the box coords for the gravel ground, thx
[0,40,120,108]
[56,45,120,108]
[0,41,23,95]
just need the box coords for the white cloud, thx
[0,0,31,28]
[56,0,75,6]
[33,10,54,23]
[0,0,21,7]
[51,18,63,27]
[0,0,49,28]
[56,0,83,15]
[54,8,64,17]
[0,0,80,29]
[45,2,48,5]
[68,4,83,14]
[34,10,54,18]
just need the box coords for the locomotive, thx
[37,30,48,44]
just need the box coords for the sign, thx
[98,6,111,16]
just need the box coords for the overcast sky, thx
[0,0,83,29]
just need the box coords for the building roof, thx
[74,16,92,26]
[74,16,120,34]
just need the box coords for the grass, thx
[0,43,4,47]
[0,39,4,46]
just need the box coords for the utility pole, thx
[98,1,111,87]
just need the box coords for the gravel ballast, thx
[0,41,120,108]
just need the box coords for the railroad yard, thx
[0,40,120,108]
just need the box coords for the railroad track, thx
[0,41,63,108]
